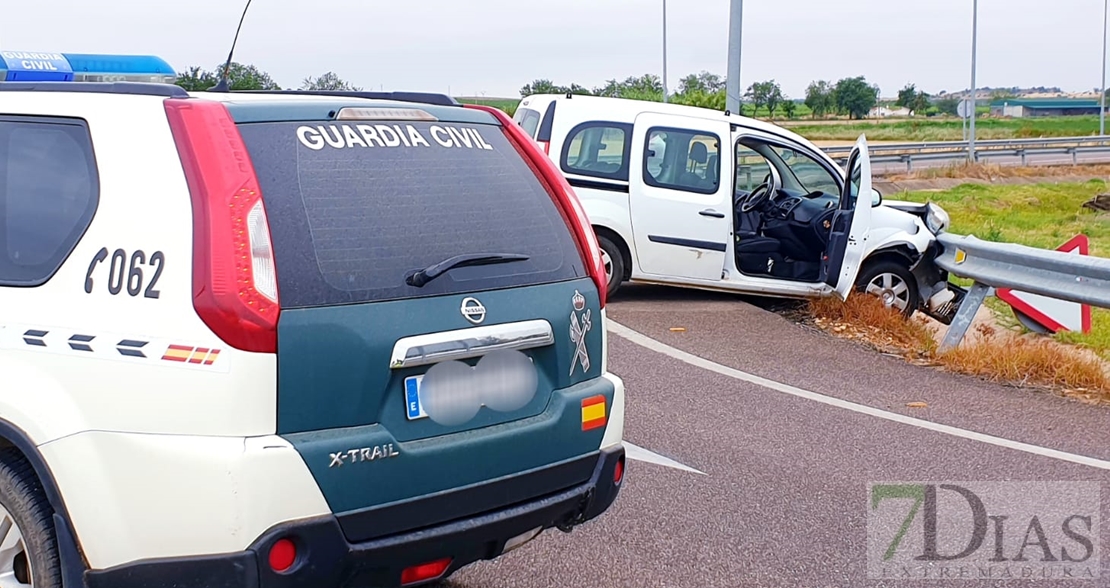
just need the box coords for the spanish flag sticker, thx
[581,395,607,431]
[161,345,193,362]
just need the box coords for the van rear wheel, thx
[597,236,625,299]
[0,448,61,588]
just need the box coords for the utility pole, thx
[968,0,979,162]
[1102,0,1108,136]
[662,0,669,103]
[726,0,744,114]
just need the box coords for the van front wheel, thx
[854,260,919,319]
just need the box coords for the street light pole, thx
[726,0,744,114]
[1102,0,1108,136]
[968,0,979,162]
[662,0,669,103]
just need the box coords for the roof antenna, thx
[210,0,254,92]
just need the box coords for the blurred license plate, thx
[404,375,428,421]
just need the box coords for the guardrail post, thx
[1070,147,1078,165]
[1019,149,1026,166]
[939,282,991,352]
[902,154,913,172]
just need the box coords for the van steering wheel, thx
[740,172,780,214]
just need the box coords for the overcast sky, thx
[2,0,1104,99]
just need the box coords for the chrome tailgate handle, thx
[390,320,554,369]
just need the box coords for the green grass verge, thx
[891,180,1110,360]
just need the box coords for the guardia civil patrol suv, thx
[0,53,625,588]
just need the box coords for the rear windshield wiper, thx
[405,253,531,288]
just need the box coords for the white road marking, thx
[608,320,1110,471]
[624,442,706,475]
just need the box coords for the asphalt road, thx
[443,284,1110,588]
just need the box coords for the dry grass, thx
[937,324,1110,399]
[808,295,938,358]
[885,162,1110,182]
[807,294,1110,400]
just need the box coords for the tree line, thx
[173,62,362,92]
[171,61,968,120]
[522,72,967,120]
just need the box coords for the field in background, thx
[889,180,1110,361]
[454,97,1103,144]
[787,116,1104,142]
[455,97,519,116]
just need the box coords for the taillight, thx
[401,558,452,585]
[465,104,607,307]
[268,538,297,573]
[164,98,280,353]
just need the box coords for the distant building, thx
[869,105,912,118]
[989,98,1106,118]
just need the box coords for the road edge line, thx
[608,320,1110,471]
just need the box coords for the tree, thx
[896,83,931,116]
[896,84,916,109]
[910,92,931,116]
[619,74,664,100]
[746,80,783,118]
[175,62,282,91]
[677,71,725,96]
[520,79,593,97]
[934,97,961,116]
[834,76,880,119]
[219,62,281,90]
[805,80,836,118]
[593,78,624,97]
[301,72,362,91]
[589,74,663,101]
[174,66,217,92]
[782,99,798,119]
[519,79,562,97]
[764,81,784,117]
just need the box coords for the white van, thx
[514,94,963,323]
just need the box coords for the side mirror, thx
[871,188,883,207]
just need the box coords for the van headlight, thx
[925,203,950,234]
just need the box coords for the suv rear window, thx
[237,119,587,308]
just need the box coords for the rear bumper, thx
[83,445,625,588]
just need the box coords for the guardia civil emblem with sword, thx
[569,290,591,376]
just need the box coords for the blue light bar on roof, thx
[0,51,176,83]
[0,51,73,81]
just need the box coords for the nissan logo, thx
[460,297,486,324]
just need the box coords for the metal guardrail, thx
[822,136,1110,171]
[932,233,1110,350]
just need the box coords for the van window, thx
[0,116,99,286]
[735,144,772,193]
[514,108,542,138]
[237,120,588,308]
[560,122,631,181]
[643,127,720,195]
[736,139,841,198]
